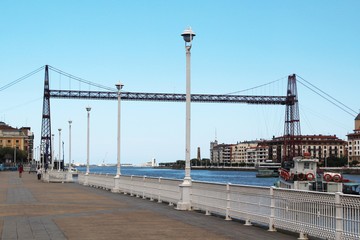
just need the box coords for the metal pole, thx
[184,42,191,183]
[86,106,91,175]
[42,144,44,170]
[51,134,54,171]
[115,83,123,177]
[58,128,61,171]
[14,146,16,166]
[68,120,72,174]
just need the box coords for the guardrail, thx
[76,172,359,240]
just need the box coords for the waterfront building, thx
[347,113,360,165]
[210,140,264,165]
[266,134,346,163]
[245,144,268,165]
[231,142,258,163]
[0,122,34,163]
[210,140,232,165]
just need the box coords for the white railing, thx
[75,172,360,240]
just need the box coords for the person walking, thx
[36,166,42,180]
[18,164,24,178]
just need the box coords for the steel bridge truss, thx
[49,90,288,105]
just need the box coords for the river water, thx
[76,166,360,187]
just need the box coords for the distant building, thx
[210,134,346,165]
[210,140,265,165]
[140,158,157,167]
[347,113,360,165]
[266,134,346,163]
[245,144,268,165]
[0,122,34,163]
[231,142,258,163]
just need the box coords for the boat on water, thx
[275,153,359,194]
[256,169,279,178]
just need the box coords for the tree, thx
[326,155,347,167]
[0,147,28,164]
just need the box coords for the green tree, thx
[0,147,28,164]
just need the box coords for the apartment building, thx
[266,134,346,163]
[0,122,34,162]
[347,113,360,164]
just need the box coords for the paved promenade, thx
[0,171,298,240]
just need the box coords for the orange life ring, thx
[306,173,315,181]
[298,173,305,181]
[333,174,342,182]
[324,174,332,182]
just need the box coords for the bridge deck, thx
[0,172,297,240]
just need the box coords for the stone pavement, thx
[0,171,298,240]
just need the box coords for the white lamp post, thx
[51,134,54,171]
[112,81,124,193]
[84,106,91,186]
[86,106,91,175]
[115,81,124,177]
[58,128,62,171]
[177,26,195,210]
[67,120,73,181]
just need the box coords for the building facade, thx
[347,113,360,165]
[266,134,346,163]
[0,122,34,163]
[210,140,264,165]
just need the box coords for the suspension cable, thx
[296,74,357,116]
[224,76,288,95]
[296,78,356,117]
[0,66,45,92]
[48,65,117,91]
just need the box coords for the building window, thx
[7,140,11,143]
[16,140,19,143]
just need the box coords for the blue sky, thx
[1,1,359,165]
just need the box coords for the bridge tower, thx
[40,65,52,168]
[283,74,301,164]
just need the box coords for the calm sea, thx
[76,166,360,187]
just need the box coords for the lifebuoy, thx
[333,174,342,182]
[306,173,315,181]
[298,173,305,181]
[324,174,332,182]
[284,172,290,181]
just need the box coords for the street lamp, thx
[86,106,91,175]
[58,128,62,171]
[177,26,195,210]
[68,120,72,180]
[51,134,54,171]
[115,81,124,177]
[182,26,195,183]
[112,81,123,193]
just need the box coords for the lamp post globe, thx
[181,26,196,43]
[115,82,124,91]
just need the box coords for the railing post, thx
[84,173,89,186]
[268,186,276,231]
[335,192,343,240]
[130,175,134,196]
[112,175,120,193]
[158,177,162,203]
[225,182,231,220]
[142,176,146,199]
